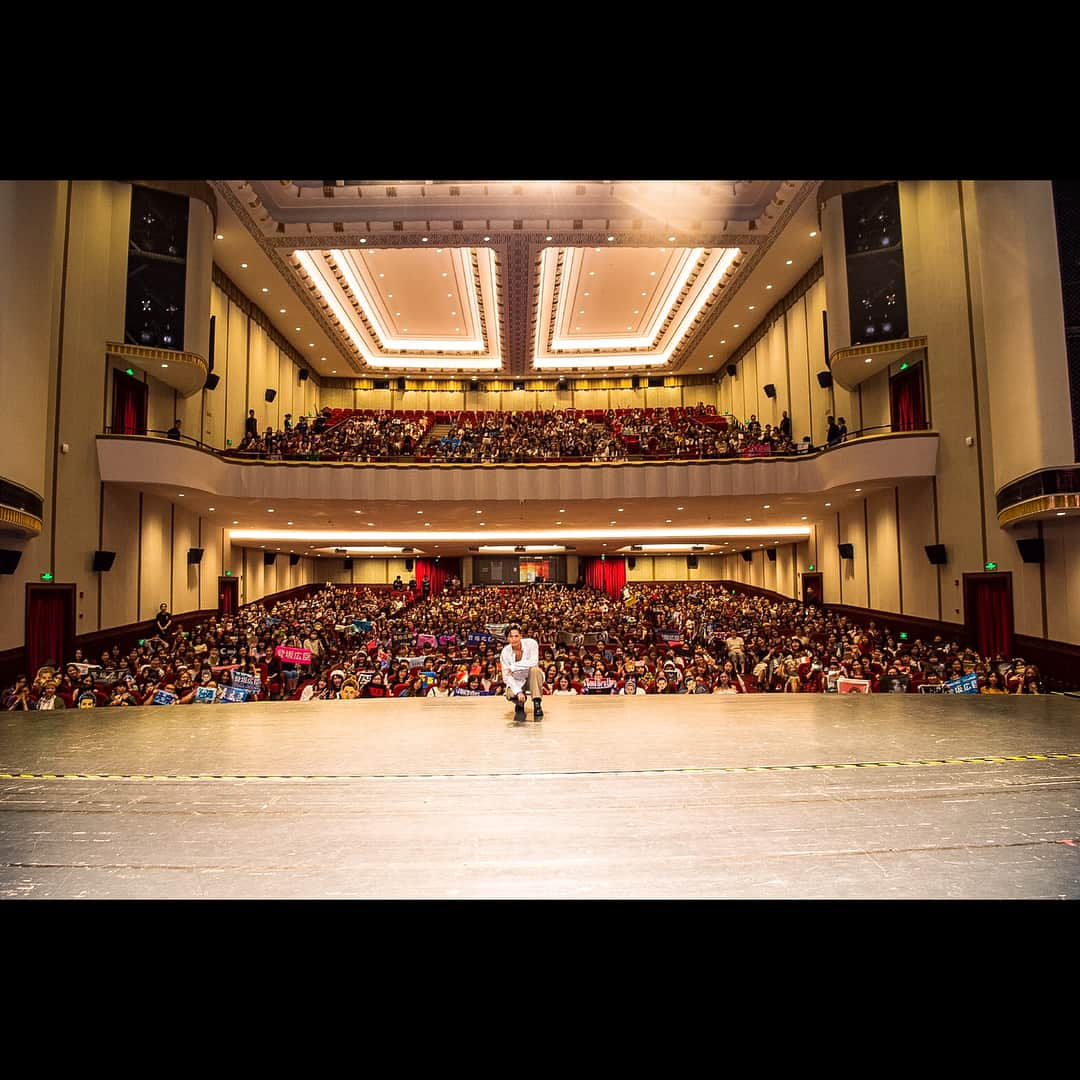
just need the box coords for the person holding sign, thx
[500,624,544,723]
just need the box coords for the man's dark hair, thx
[507,623,522,634]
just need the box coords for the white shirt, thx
[500,637,539,695]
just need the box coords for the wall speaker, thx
[740,550,753,563]
[0,549,24,574]
[838,543,855,559]
[470,378,480,392]
[817,371,833,389]
[375,379,390,390]
[1016,538,1045,564]
[92,550,117,572]
[299,368,309,382]
[726,364,737,377]
[185,548,204,565]
[766,548,777,562]
[204,372,220,391]
[512,380,526,391]
[763,383,777,399]
[686,554,698,570]
[397,376,407,391]
[631,375,641,390]
[647,375,664,388]
[404,558,414,572]
[288,553,301,566]
[265,388,277,402]
[557,376,568,391]
[263,551,277,566]
[343,558,353,570]
[208,313,216,371]
[924,544,947,565]
[627,557,636,570]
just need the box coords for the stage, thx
[2,695,1079,899]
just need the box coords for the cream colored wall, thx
[0,182,66,650]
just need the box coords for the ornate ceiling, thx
[212,179,822,379]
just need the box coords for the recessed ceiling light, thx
[607,236,615,241]
[483,236,490,241]
[786,259,793,265]
[240,262,248,269]
[698,367,703,371]
[355,509,363,514]
[437,249,443,254]
[233,520,239,525]
[584,292,590,297]
[421,237,429,242]
[708,354,714,359]
[810,231,818,237]
[359,238,367,243]
[1057,511,1067,516]
[395,312,401,317]
[579,310,585,315]
[279,308,286,314]
[177,493,184,497]
[609,521,616,525]
[368,522,375,526]
[295,327,301,332]
[479,522,485,526]
[378,273,384,278]
[331,370,336,374]
[617,508,624,512]
[865,357,873,364]
[677,506,684,511]
[733,324,740,329]
[720,340,726,344]
[801,516,807,520]
[763,504,771,509]
[208,507,215,511]
[546,235,553,241]
[855,488,862,493]
[447,293,453,298]
[262,287,269,293]
[589,271,595,276]
[825,502,831,507]
[161,363,168,368]
[267,508,275,513]
[745,517,752,522]
[668,236,676,241]
[748,305,755,310]
[451,312,457,316]
[633,309,640,314]
[442,272,448,278]
[665,519,672,523]
[216,233,224,240]
[287,521,293,525]
[649,271,656,276]
[417,510,423,514]
[766,284,773,290]
[308,343,314,347]
[320,356,326,361]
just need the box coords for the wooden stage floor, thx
[2,695,1079,899]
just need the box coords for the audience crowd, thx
[213,404,857,465]
[4,580,1048,710]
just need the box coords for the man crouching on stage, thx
[501,624,544,722]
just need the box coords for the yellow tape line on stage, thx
[1,752,1080,782]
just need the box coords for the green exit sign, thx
[40,571,54,582]
[125,367,135,376]
[985,562,997,570]
[900,362,909,371]
[807,564,815,572]
[900,632,909,641]
[224,570,233,576]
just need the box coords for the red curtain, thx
[415,557,459,596]
[112,371,147,435]
[582,556,627,596]
[968,577,1013,658]
[26,586,74,676]
[219,579,237,615]
[890,364,926,432]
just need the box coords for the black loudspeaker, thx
[343,558,353,570]
[299,369,309,382]
[1016,538,1045,564]
[374,379,390,390]
[817,371,833,389]
[187,548,204,565]
[631,375,641,389]
[686,554,698,569]
[404,558,414,572]
[647,375,664,388]
[263,551,277,566]
[204,373,220,391]
[397,377,407,391]
[470,378,480,392]
[557,377,567,391]
[512,380,526,391]
[92,550,117,572]
[265,388,277,402]
[0,549,24,574]
[726,364,737,377]
[924,544,947,565]
[627,557,636,570]
[289,553,301,566]
[208,313,216,371]
[740,550,753,563]
[763,384,777,399]
[838,543,855,559]
[766,548,777,562]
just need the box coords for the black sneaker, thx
[514,702,526,723]
[533,701,544,721]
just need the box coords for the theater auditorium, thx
[1,179,1078,899]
